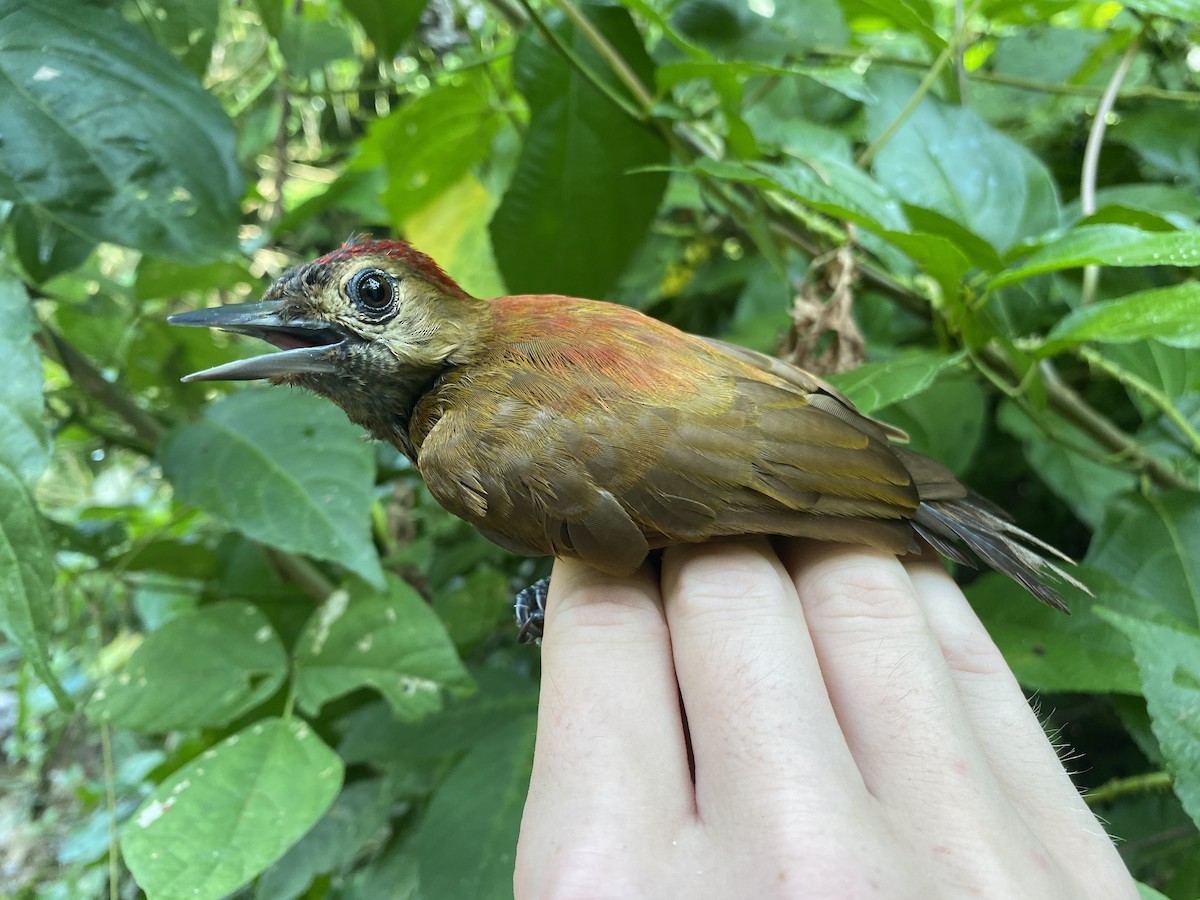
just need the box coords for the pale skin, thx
[514,540,1139,899]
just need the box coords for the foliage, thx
[2,0,1199,896]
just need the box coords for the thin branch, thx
[1084,770,1173,806]
[1078,345,1200,455]
[806,46,1200,104]
[1032,357,1193,491]
[554,0,656,114]
[265,548,336,601]
[1080,25,1148,306]
[856,0,983,168]
[37,326,166,447]
[515,0,645,121]
[954,0,969,104]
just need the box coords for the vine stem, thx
[1033,357,1192,491]
[1079,24,1148,306]
[1084,770,1173,806]
[856,0,983,169]
[554,0,656,115]
[805,46,1199,104]
[1078,346,1200,455]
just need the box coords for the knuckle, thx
[937,625,1009,677]
[804,559,920,624]
[549,584,664,643]
[666,542,788,618]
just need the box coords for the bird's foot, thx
[514,576,549,645]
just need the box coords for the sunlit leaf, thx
[90,602,288,733]
[1041,284,1200,354]
[122,718,343,899]
[293,575,474,720]
[992,225,1200,288]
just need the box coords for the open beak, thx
[168,301,345,382]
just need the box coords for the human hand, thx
[514,539,1137,899]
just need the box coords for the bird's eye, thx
[349,268,396,313]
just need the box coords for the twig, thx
[1079,25,1148,306]
[1078,346,1200,455]
[514,0,645,121]
[805,47,1200,104]
[856,0,983,168]
[1032,356,1192,491]
[554,0,656,114]
[265,548,336,601]
[37,326,166,447]
[1084,770,1173,806]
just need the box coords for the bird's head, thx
[170,239,491,443]
[172,239,489,383]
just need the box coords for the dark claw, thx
[514,576,550,645]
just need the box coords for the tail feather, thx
[914,497,1087,614]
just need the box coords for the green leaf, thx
[404,175,507,299]
[997,401,1138,530]
[866,72,1060,253]
[90,602,288,733]
[1095,611,1200,829]
[0,275,49,483]
[255,777,398,899]
[277,12,355,76]
[10,203,95,282]
[125,0,219,77]
[490,4,670,297]
[991,225,1200,289]
[357,70,504,227]
[1119,0,1200,21]
[841,0,946,50]
[0,0,242,262]
[0,464,69,708]
[341,0,427,58]
[416,717,536,900]
[690,157,907,233]
[879,230,972,305]
[877,376,985,475]
[657,60,871,102]
[1087,492,1200,628]
[1041,284,1200,354]
[829,349,967,415]
[161,389,384,587]
[338,668,539,765]
[135,257,254,302]
[122,718,344,900]
[969,568,1142,695]
[293,575,474,720]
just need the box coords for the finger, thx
[907,562,1132,882]
[518,556,693,873]
[780,541,1025,840]
[661,540,868,830]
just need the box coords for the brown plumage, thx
[170,238,1080,612]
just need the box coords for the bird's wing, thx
[415,297,924,573]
